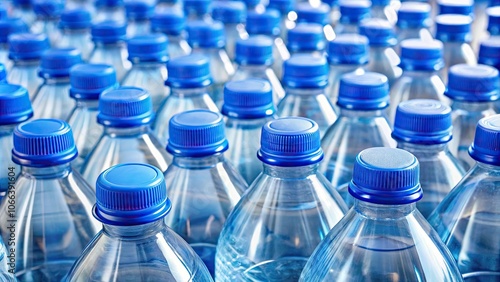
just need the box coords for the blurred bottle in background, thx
[57,9,94,61]
[150,9,192,58]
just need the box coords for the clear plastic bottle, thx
[93,0,126,23]
[67,64,118,171]
[88,20,131,81]
[335,0,371,34]
[31,0,63,45]
[287,23,326,57]
[471,0,490,52]
[222,79,276,185]
[183,0,211,22]
[64,0,95,15]
[277,54,337,138]
[212,1,248,61]
[164,110,247,276]
[445,64,499,170]
[429,114,500,281]
[156,0,182,12]
[392,100,466,218]
[64,163,214,281]
[124,0,153,38]
[0,18,28,70]
[370,0,398,26]
[320,72,396,205]
[32,48,83,120]
[57,9,94,61]
[121,34,169,112]
[150,9,192,58]
[396,2,433,49]
[267,0,294,40]
[215,117,348,281]
[300,147,464,282]
[0,236,16,281]
[11,0,35,25]
[81,87,171,189]
[0,119,100,281]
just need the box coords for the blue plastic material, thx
[125,0,154,20]
[438,0,473,16]
[0,84,32,125]
[186,20,225,48]
[166,54,212,88]
[184,0,211,17]
[0,64,5,83]
[338,0,371,24]
[478,38,500,69]
[59,9,92,29]
[337,72,389,110]
[69,64,118,100]
[150,9,186,36]
[359,19,397,47]
[327,34,369,65]
[0,18,28,43]
[222,79,274,119]
[39,48,82,78]
[8,33,50,60]
[212,1,246,24]
[287,23,325,53]
[33,0,64,17]
[399,39,444,71]
[397,2,432,28]
[445,64,500,102]
[469,115,500,165]
[235,35,273,65]
[295,2,330,25]
[95,0,123,7]
[435,14,472,42]
[91,20,127,43]
[283,55,329,88]
[246,9,281,36]
[267,0,293,14]
[127,34,169,62]
[487,6,500,35]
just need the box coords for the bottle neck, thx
[397,142,448,156]
[173,153,225,169]
[41,76,70,84]
[191,47,222,55]
[104,124,150,136]
[21,163,72,179]
[61,28,90,34]
[12,59,40,66]
[170,87,209,97]
[238,64,269,71]
[402,69,440,77]
[474,161,500,173]
[354,199,416,219]
[452,100,495,112]
[0,124,16,137]
[263,163,319,179]
[74,98,99,109]
[103,219,164,238]
[130,61,166,68]
[94,41,125,49]
[285,87,326,96]
[339,108,386,118]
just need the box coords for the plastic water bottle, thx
[277,54,337,138]
[396,2,433,47]
[389,39,447,122]
[164,109,247,276]
[31,0,63,45]
[212,1,248,61]
[266,0,294,40]
[121,34,169,112]
[287,23,326,57]
[11,0,36,25]
[0,18,28,70]
[67,64,118,170]
[320,72,396,205]
[32,48,83,120]
[215,117,348,281]
[64,0,95,15]
[370,0,398,26]
[124,0,153,38]
[222,79,275,185]
[360,19,402,87]
[94,0,126,23]
[295,2,331,28]
[446,64,499,170]
[0,236,15,281]
[0,84,32,197]
[7,33,49,99]
[186,20,235,106]
[88,20,131,81]
[57,9,94,61]
[392,99,466,218]
[64,163,214,281]
[470,0,490,52]
[335,0,371,34]
[231,36,285,104]
[300,147,464,282]
[156,0,182,12]
[150,9,191,58]
[325,34,368,104]
[184,0,211,22]
[428,114,500,281]
[486,6,500,39]
[0,119,100,281]
[81,87,171,188]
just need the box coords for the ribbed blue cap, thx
[371,0,391,6]
[257,117,323,166]
[267,0,294,14]
[0,18,29,43]
[445,64,500,102]
[91,20,127,43]
[8,33,50,61]
[338,72,390,110]
[438,0,473,16]
[397,2,432,28]
[349,147,422,205]
[184,0,211,16]
[97,87,154,127]
[287,23,326,52]
[246,9,281,36]
[95,0,123,8]
[339,0,371,24]
[212,1,246,24]
[0,63,6,83]
[359,19,397,47]
[487,6,500,35]
[94,163,171,226]
[125,0,154,20]
[435,14,472,42]
[186,20,225,48]
[235,35,273,65]
[222,79,275,119]
[59,9,92,29]
[0,84,33,125]
[39,48,83,78]
[478,38,500,69]
[327,33,369,65]
[283,55,329,88]
[167,110,228,157]
[33,0,64,17]
[127,34,169,63]
[70,64,118,100]
[295,2,330,25]
[469,115,500,165]
[12,119,78,167]
[392,99,452,145]
[150,9,186,36]
[399,39,444,71]
[166,54,212,88]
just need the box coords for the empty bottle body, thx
[89,43,131,81]
[8,61,42,99]
[441,42,476,84]
[271,38,290,80]
[327,65,364,103]
[0,126,17,194]
[127,20,150,38]
[365,47,402,87]
[165,35,191,59]
[31,19,60,45]
[224,24,247,60]
[231,65,285,105]
[57,30,94,61]
[32,79,73,120]
[94,6,126,23]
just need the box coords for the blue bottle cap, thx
[0,5,7,19]
[127,34,169,63]
[39,48,83,78]
[222,79,275,119]
[371,0,390,6]
[287,23,326,52]
[0,84,33,125]
[167,109,228,157]
[337,72,390,110]
[8,33,50,61]
[91,20,127,43]
[295,2,330,25]
[327,33,369,65]
[478,38,500,69]
[359,19,397,47]
[339,0,371,24]
[150,9,186,36]
[125,0,154,20]
[392,99,452,145]
[267,0,293,14]
[0,63,6,83]
[186,20,225,48]
[33,0,64,17]
[12,0,31,6]
[235,35,273,65]
[212,1,246,24]
[397,2,432,29]
[184,0,211,16]
[94,163,172,226]
[399,39,444,71]
[0,18,29,43]
[487,6,500,36]
[246,9,281,36]
[58,9,92,29]
[435,14,472,42]
[438,0,473,17]
[12,119,78,167]
[283,54,329,88]
[95,0,123,8]
[70,64,118,100]
[97,87,154,127]
[242,0,260,9]
[166,54,212,88]
[445,64,500,102]
[349,147,422,205]
[258,117,323,166]
[469,115,500,165]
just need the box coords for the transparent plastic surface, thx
[93,6,126,23]
[31,78,73,120]
[365,46,402,87]
[0,126,17,194]
[396,27,433,51]
[164,35,191,59]
[334,23,359,35]
[64,0,95,15]
[88,43,131,81]
[224,23,248,60]
[7,61,43,99]
[11,7,35,26]
[272,38,290,81]
[57,29,94,61]
[0,46,11,70]
[326,65,364,104]
[31,19,60,45]
[441,42,477,85]
[0,235,18,281]
[126,20,151,38]
[371,3,398,26]
[231,64,285,105]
